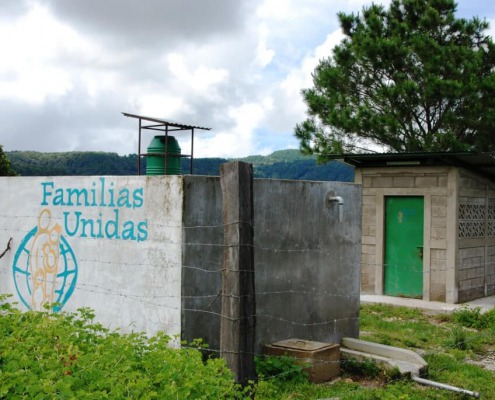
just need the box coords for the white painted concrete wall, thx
[0,176,182,337]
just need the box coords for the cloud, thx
[0,0,31,19]
[0,4,77,104]
[2,0,493,159]
[41,0,253,49]
[0,87,132,154]
[0,0,347,157]
[255,24,275,67]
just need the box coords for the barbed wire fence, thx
[0,167,492,395]
[0,230,493,395]
[0,171,362,389]
[0,224,360,386]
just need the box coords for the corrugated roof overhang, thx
[122,112,211,131]
[325,152,495,182]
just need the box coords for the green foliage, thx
[357,303,495,398]
[342,358,381,379]
[7,151,139,176]
[425,353,494,398]
[6,149,354,182]
[359,304,443,350]
[343,358,403,385]
[4,295,495,399]
[444,326,475,351]
[254,159,353,181]
[185,157,228,175]
[452,306,495,330]
[239,149,313,165]
[0,295,246,399]
[447,327,467,351]
[0,145,16,176]
[452,306,485,329]
[360,302,489,358]
[255,355,308,383]
[296,0,495,159]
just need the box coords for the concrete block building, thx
[336,152,495,304]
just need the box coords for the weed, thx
[403,339,418,348]
[425,352,491,397]
[0,295,245,399]
[4,294,495,399]
[484,307,495,329]
[342,358,381,379]
[378,335,392,346]
[445,326,469,350]
[452,307,487,329]
[255,355,308,384]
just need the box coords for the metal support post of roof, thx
[122,112,211,175]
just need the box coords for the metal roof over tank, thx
[122,112,211,131]
[325,152,495,182]
[122,112,211,175]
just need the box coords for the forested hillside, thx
[6,149,354,182]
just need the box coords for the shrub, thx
[0,295,246,399]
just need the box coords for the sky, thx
[2,0,495,158]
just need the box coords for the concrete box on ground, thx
[264,338,340,383]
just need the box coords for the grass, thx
[255,303,495,399]
[3,293,495,399]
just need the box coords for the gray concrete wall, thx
[182,176,362,353]
[0,174,361,353]
[181,176,224,349]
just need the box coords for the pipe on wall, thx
[326,193,344,222]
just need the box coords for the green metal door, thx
[384,197,424,298]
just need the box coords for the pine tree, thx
[296,0,495,160]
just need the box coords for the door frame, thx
[374,192,431,301]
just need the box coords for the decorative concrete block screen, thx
[0,175,361,352]
[458,171,495,301]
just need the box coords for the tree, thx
[296,0,495,160]
[0,145,16,176]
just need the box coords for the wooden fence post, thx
[220,161,257,386]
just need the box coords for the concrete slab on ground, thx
[341,337,427,376]
[360,294,495,313]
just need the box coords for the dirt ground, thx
[467,349,495,371]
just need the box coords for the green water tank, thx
[146,135,181,175]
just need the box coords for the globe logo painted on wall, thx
[12,209,78,312]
